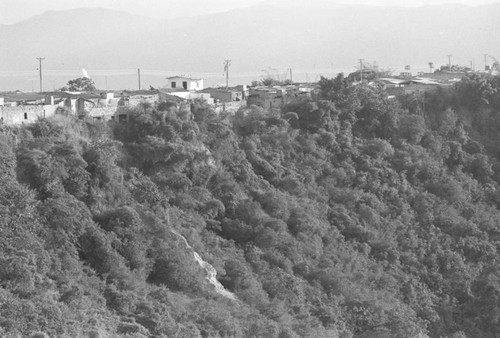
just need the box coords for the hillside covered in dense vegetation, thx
[1,73,500,337]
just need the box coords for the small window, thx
[171,81,176,88]
[182,81,188,89]
[24,112,28,119]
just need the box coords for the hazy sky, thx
[1,0,500,24]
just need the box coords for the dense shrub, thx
[1,74,500,336]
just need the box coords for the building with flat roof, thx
[165,76,204,91]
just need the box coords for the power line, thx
[36,57,45,92]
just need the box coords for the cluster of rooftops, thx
[0,69,480,108]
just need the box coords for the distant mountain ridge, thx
[0,8,162,71]
[0,3,499,76]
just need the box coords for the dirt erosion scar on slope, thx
[170,229,238,301]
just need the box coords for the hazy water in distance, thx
[0,65,433,92]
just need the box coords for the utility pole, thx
[484,54,488,70]
[224,59,231,89]
[359,59,364,81]
[447,54,452,71]
[289,68,293,83]
[137,68,141,90]
[36,57,45,92]
[422,90,425,115]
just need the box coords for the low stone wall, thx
[127,94,159,107]
[213,101,245,114]
[247,92,309,111]
[247,96,284,111]
[87,106,120,121]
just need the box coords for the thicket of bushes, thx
[1,73,500,337]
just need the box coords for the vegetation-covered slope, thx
[1,73,500,337]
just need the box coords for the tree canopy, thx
[1,73,500,337]
[62,76,97,92]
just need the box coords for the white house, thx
[166,76,204,91]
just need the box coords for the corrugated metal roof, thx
[411,78,442,85]
[377,78,410,85]
[44,91,104,99]
[120,89,159,96]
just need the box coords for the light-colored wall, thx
[188,92,213,103]
[204,90,243,102]
[213,101,244,114]
[87,106,120,121]
[167,77,204,91]
[1,104,58,125]
[191,79,203,91]
[168,91,191,99]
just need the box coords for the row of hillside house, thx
[375,71,464,98]
[0,90,166,125]
[200,85,249,113]
[246,84,315,111]
[0,77,210,125]
[0,92,59,124]
[162,76,252,113]
[201,86,247,102]
[0,75,316,125]
[0,77,225,125]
